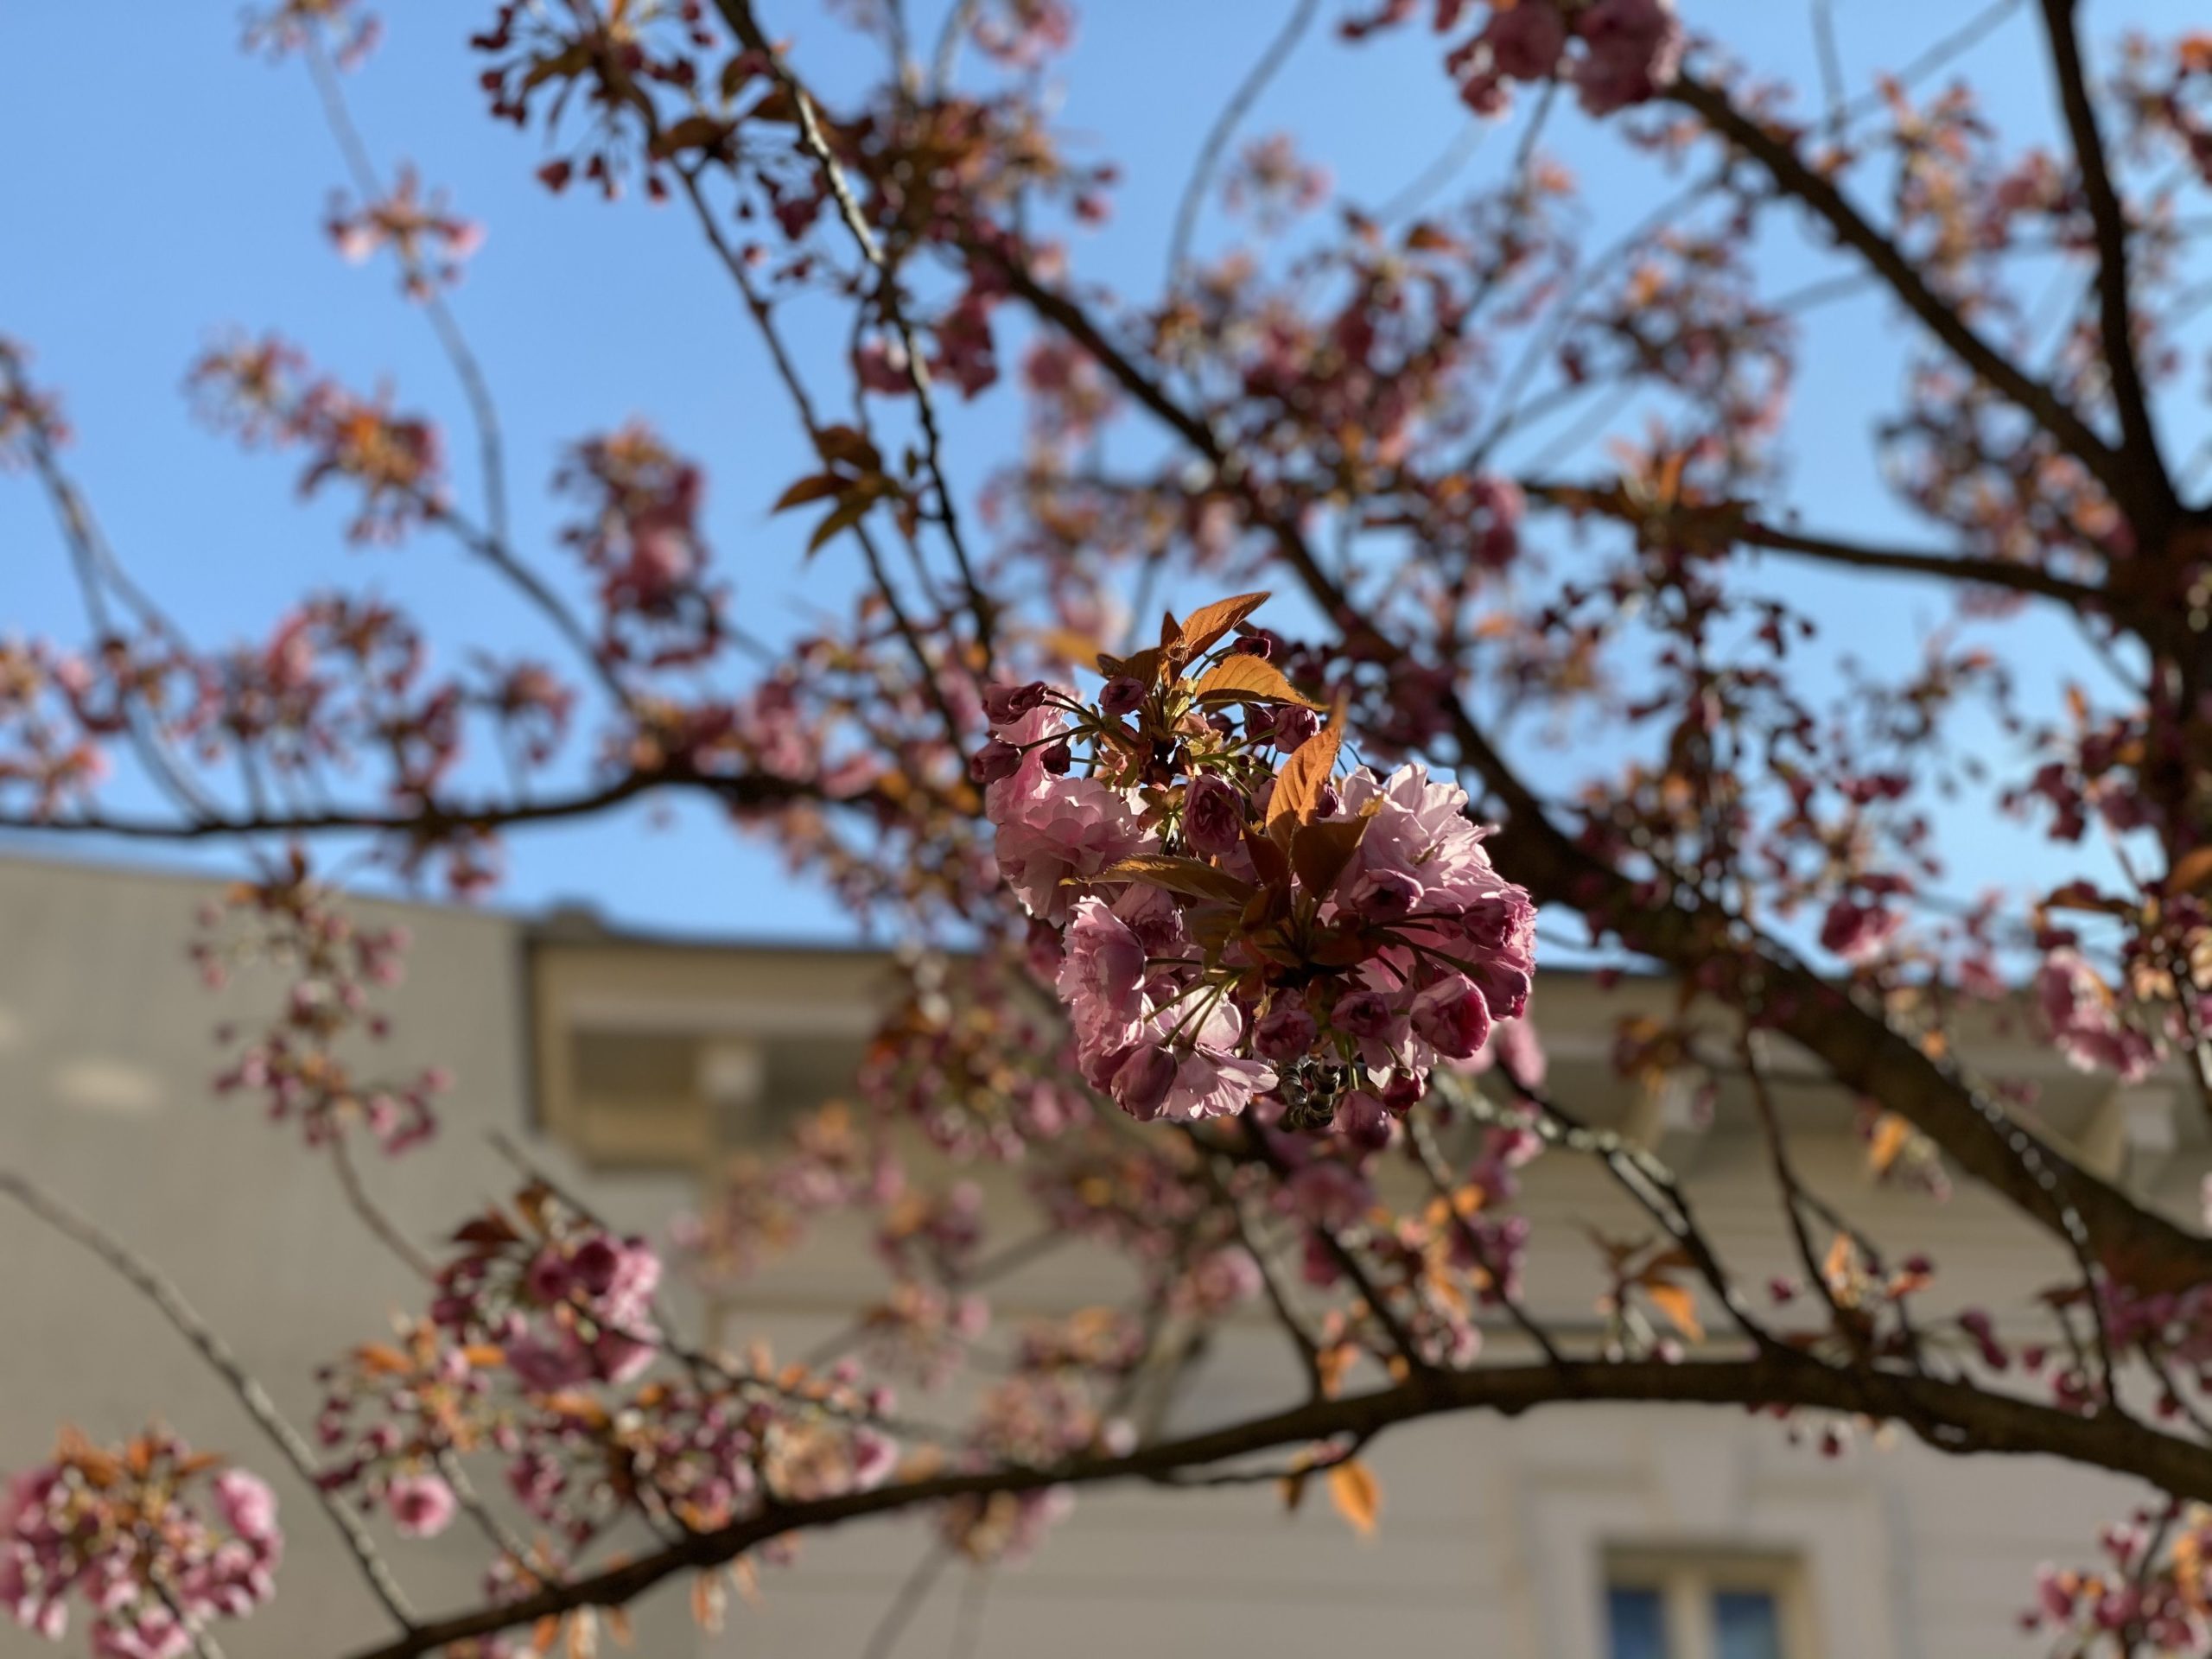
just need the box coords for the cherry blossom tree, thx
[10,0,2212,1653]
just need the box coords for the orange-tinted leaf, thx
[1822,1232,1861,1304]
[814,424,880,470]
[771,474,842,512]
[540,1391,612,1428]
[1090,855,1255,906]
[1290,816,1370,898]
[1280,1471,1310,1512]
[808,497,873,556]
[1191,654,1318,709]
[522,42,592,92]
[452,1211,521,1249]
[691,1573,727,1634]
[355,1343,416,1376]
[647,113,733,160]
[730,1556,763,1607]
[514,1181,556,1234]
[2172,846,2212,895]
[1326,1459,1382,1537]
[1103,645,1168,688]
[1175,591,1270,660]
[1645,1281,1703,1343]
[1244,823,1291,889]
[1039,627,1107,668]
[1866,1113,1911,1177]
[1266,696,1345,831]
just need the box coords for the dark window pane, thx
[1606,1586,1669,1659]
[1714,1590,1783,1659]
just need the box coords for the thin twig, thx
[712,0,995,670]
[0,1172,419,1632]
[1165,0,1320,283]
[330,1134,436,1282]
[860,1544,950,1659]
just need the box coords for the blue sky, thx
[0,0,2200,944]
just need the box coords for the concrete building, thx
[0,850,2192,1659]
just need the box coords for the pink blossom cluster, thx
[431,1198,666,1392]
[2025,1505,2212,1654]
[326,165,486,298]
[1221,134,1333,232]
[0,338,71,467]
[855,1282,992,1388]
[196,859,448,1154]
[0,639,111,817]
[1391,1,1686,118]
[472,2,716,203]
[189,335,446,543]
[983,647,1535,1135]
[311,1323,493,1541]
[2,1431,281,1659]
[555,424,727,671]
[242,0,381,68]
[967,0,1077,68]
[2036,948,2158,1083]
[937,1372,1110,1565]
[855,956,1093,1161]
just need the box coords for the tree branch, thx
[0,766,879,844]
[0,1172,419,1635]
[1666,73,2136,513]
[341,1351,2212,1659]
[2034,0,2175,522]
[1520,478,2114,608]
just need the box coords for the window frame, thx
[1604,1548,1819,1659]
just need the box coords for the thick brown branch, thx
[343,1352,2212,1659]
[1519,479,2113,609]
[2035,0,2175,522]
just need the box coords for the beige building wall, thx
[0,851,2186,1658]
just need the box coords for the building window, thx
[1604,1553,1804,1659]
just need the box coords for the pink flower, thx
[1570,0,1683,115]
[523,1245,573,1306]
[2036,950,2157,1082]
[1483,2,1566,79]
[385,1473,457,1539]
[1182,773,1246,857]
[991,775,1155,923]
[1465,1015,1547,1087]
[1410,973,1492,1059]
[1108,1044,1179,1120]
[1185,1247,1264,1313]
[1333,1089,1395,1152]
[1160,1003,1278,1122]
[1098,675,1147,717]
[849,1427,900,1491]
[1819,898,1903,964]
[1288,1160,1374,1229]
[1058,898,1150,1057]
[212,1472,279,1547]
[1255,996,1319,1061]
[505,1332,591,1392]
